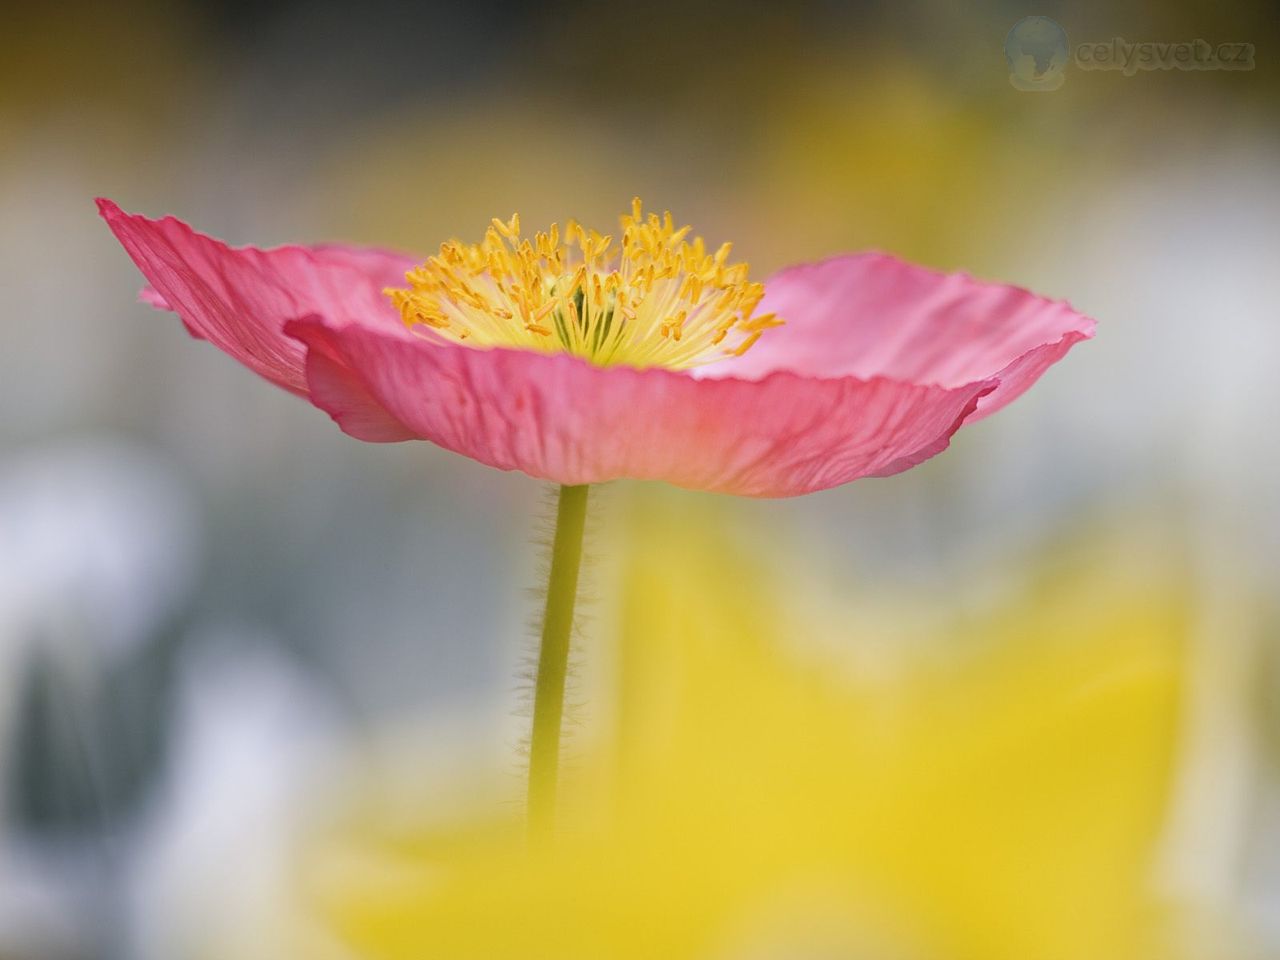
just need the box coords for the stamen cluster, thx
[386,198,781,368]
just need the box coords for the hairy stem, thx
[528,483,589,842]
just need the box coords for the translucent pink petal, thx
[284,317,997,497]
[286,314,417,443]
[97,199,415,395]
[710,253,1095,421]
[138,286,171,310]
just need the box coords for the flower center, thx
[385,198,781,369]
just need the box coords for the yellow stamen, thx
[384,198,782,369]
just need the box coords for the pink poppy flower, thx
[97,198,1092,498]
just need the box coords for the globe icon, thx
[1005,17,1069,90]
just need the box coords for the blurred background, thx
[1,0,1277,957]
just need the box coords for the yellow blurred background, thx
[0,1,1276,957]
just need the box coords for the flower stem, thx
[528,483,589,842]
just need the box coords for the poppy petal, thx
[97,199,414,395]
[285,317,997,497]
[713,253,1094,421]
